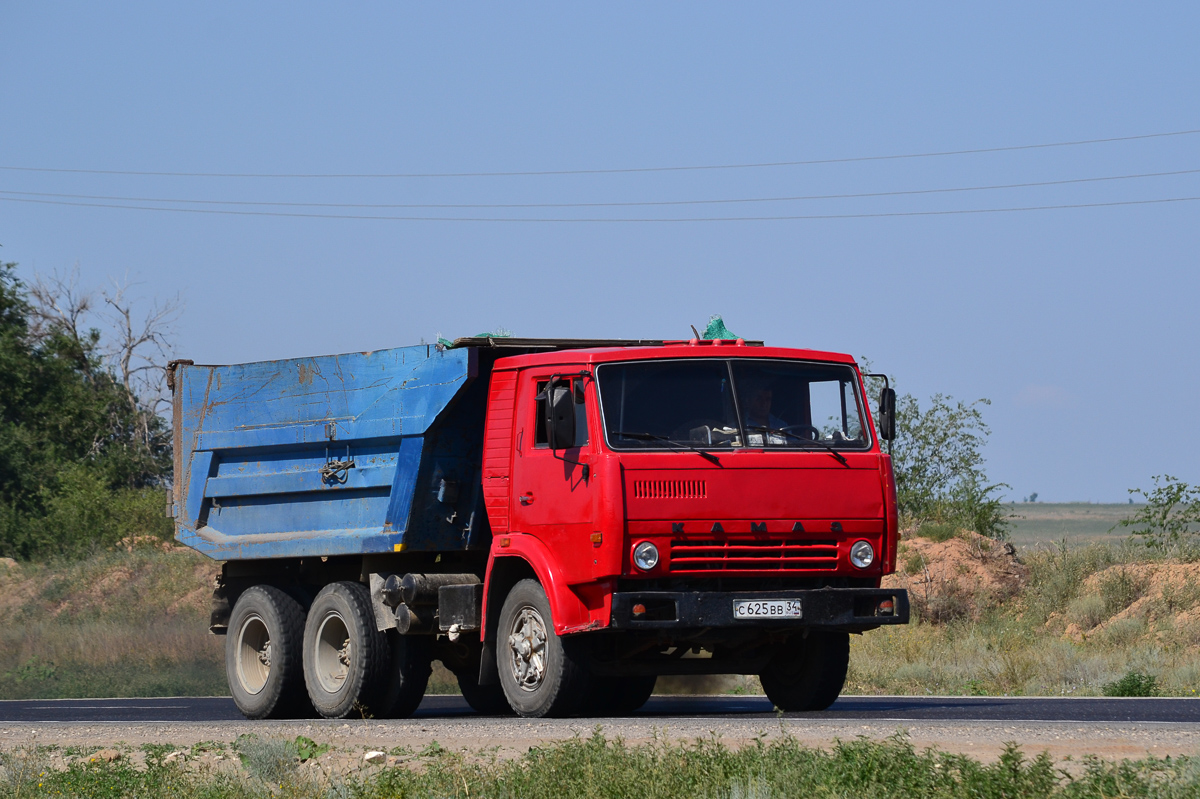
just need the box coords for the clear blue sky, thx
[1,3,1197,502]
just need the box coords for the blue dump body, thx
[172,344,491,561]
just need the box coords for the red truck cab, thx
[474,339,908,716]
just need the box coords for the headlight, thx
[850,540,875,569]
[632,541,660,571]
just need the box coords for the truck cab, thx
[171,336,907,720]
[475,340,906,715]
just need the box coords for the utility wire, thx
[1,167,1197,210]
[1,129,1198,179]
[2,194,1197,222]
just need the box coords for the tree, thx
[0,262,175,559]
[891,394,1009,538]
[861,362,1009,538]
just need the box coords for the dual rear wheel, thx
[226,581,430,719]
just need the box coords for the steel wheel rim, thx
[505,605,548,692]
[235,613,272,695]
[314,610,352,694]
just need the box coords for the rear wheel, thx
[303,581,390,719]
[225,585,310,719]
[583,674,657,716]
[441,638,513,715]
[458,674,514,715]
[376,631,433,719]
[759,631,849,712]
[496,579,591,718]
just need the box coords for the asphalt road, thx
[1,695,1196,724]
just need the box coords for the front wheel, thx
[496,579,591,718]
[759,631,849,712]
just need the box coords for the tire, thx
[302,581,390,719]
[759,631,850,712]
[496,579,591,718]
[225,585,310,720]
[440,638,514,715]
[376,630,433,719]
[583,675,657,716]
[457,674,515,715]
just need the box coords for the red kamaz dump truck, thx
[170,336,908,719]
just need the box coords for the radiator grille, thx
[669,538,838,572]
[631,480,707,500]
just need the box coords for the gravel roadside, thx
[3,716,1198,767]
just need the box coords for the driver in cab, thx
[742,382,789,446]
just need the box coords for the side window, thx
[534,379,589,448]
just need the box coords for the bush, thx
[0,467,171,560]
[1066,593,1106,631]
[1116,475,1200,554]
[1103,670,1160,697]
[888,391,1009,539]
[1098,567,1148,616]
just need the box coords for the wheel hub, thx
[235,614,272,695]
[506,606,547,692]
[315,611,352,694]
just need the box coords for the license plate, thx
[733,599,802,619]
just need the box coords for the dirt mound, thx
[882,529,1025,623]
[1059,562,1200,643]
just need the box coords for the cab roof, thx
[453,337,859,370]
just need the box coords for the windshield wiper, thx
[745,425,849,467]
[613,431,722,466]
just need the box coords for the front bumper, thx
[608,587,909,631]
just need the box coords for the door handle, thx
[519,492,535,505]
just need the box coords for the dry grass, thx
[0,547,225,698]
[847,534,1200,696]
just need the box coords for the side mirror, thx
[545,382,576,449]
[878,387,896,442]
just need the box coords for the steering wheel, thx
[780,424,821,441]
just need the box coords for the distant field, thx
[1002,502,1141,550]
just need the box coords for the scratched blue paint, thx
[173,344,486,561]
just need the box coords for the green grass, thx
[4,733,1200,798]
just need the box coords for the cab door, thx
[510,370,595,562]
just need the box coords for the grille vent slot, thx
[669,538,838,572]
[632,480,707,499]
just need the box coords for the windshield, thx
[597,358,871,451]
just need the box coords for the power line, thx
[1,129,1197,180]
[1,167,1196,210]
[2,193,1197,222]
